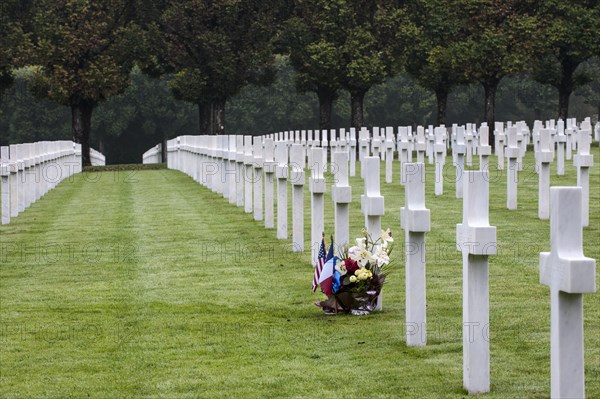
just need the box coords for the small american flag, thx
[312,235,327,292]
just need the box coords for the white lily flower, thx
[348,245,361,260]
[335,260,347,276]
[373,245,390,266]
[379,229,393,248]
[356,237,367,249]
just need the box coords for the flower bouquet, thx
[313,229,393,315]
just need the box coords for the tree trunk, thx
[71,101,94,167]
[161,133,168,163]
[212,99,226,135]
[435,87,448,126]
[483,78,499,150]
[198,102,212,135]
[317,89,334,130]
[350,90,366,129]
[557,88,571,121]
[556,53,580,121]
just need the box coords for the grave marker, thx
[415,126,426,164]
[349,127,357,177]
[434,127,446,196]
[385,127,395,183]
[263,138,276,229]
[361,156,385,310]
[244,136,253,213]
[235,136,245,207]
[332,151,352,251]
[457,170,497,394]
[253,137,263,221]
[573,130,593,227]
[401,163,430,346]
[506,127,519,210]
[290,144,305,252]
[275,141,289,239]
[537,129,554,219]
[479,125,492,170]
[309,147,326,265]
[1,146,10,224]
[454,126,466,198]
[540,187,596,399]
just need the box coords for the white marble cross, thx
[434,127,446,196]
[478,125,492,170]
[415,126,426,164]
[427,125,435,165]
[218,136,228,199]
[321,129,329,170]
[263,138,276,229]
[505,127,519,210]
[465,127,473,167]
[309,147,326,265]
[495,122,505,170]
[456,170,497,395]
[573,130,593,227]
[361,156,385,236]
[290,143,305,252]
[540,187,596,399]
[243,136,254,213]
[349,127,357,177]
[235,136,245,207]
[372,127,382,158]
[359,128,370,177]
[385,127,395,183]
[1,146,10,225]
[14,144,25,213]
[332,151,352,252]
[565,123,574,160]
[252,137,264,222]
[275,141,289,239]
[361,156,385,310]
[398,126,410,172]
[555,119,566,176]
[515,126,525,171]
[454,126,466,198]
[401,162,430,346]
[537,129,554,219]
[227,135,238,205]
[215,136,225,195]
[8,145,19,217]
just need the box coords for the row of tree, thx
[1,0,599,164]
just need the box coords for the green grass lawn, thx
[1,147,599,398]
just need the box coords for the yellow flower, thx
[349,275,357,283]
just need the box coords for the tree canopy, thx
[1,0,599,164]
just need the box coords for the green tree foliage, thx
[27,0,141,165]
[226,57,318,133]
[406,0,469,125]
[531,0,600,119]
[93,66,197,164]
[0,67,70,146]
[157,0,283,134]
[284,0,346,129]
[285,0,415,129]
[0,67,197,162]
[452,0,538,144]
[0,0,34,96]
[340,1,416,128]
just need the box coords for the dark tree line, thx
[1,0,599,164]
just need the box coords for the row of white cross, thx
[150,118,596,397]
[0,142,105,225]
